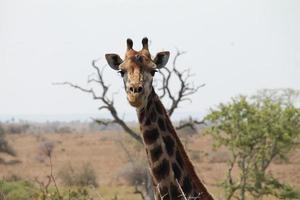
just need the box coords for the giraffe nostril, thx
[137,86,143,93]
[129,87,134,93]
[129,86,143,94]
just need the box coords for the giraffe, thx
[105,38,214,200]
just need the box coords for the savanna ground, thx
[1,131,300,200]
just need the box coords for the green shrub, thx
[205,88,300,200]
[0,180,96,200]
[0,180,36,200]
[34,188,93,200]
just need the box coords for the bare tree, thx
[54,59,142,143]
[38,140,61,197]
[55,50,204,138]
[54,50,204,199]
[158,50,205,117]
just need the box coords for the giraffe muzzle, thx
[127,86,144,107]
[127,94,143,107]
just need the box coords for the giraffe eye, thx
[118,70,125,77]
[150,69,157,76]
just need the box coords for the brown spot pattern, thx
[182,176,192,194]
[155,101,163,114]
[176,150,184,168]
[139,109,145,122]
[158,118,166,131]
[150,145,163,162]
[172,162,181,180]
[153,159,170,182]
[170,183,181,199]
[143,128,159,145]
[150,109,157,123]
[163,136,175,156]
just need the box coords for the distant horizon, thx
[1,86,299,123]
[0,111,205,123]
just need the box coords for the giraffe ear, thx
[105,54,123,70]
[153,51,170,69]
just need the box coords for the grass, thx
[99,185,142,200]
[0,180,37,200]
[0,179,142,200]
[0,132,299,200]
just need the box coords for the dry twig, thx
[176,117,205,131]
[158,50,205,117]
[53,60,142,144]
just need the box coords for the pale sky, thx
[0,0,299,121]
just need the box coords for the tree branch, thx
[55,51,205,144]
[157,50,205,117]
[54,61,142,144]
[176,117,205,131]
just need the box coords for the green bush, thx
[0,180,36,200]
[0,179,95,200]
[34,188,93,200]
[205,88,300,200]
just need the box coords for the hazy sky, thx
[0,0,299,121]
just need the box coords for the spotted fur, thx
[105,38,214,200]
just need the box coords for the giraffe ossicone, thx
[105,38,214,200]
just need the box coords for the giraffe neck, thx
[137,88,214,200]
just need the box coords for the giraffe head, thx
[105,38,170,108]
